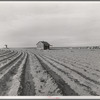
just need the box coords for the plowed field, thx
[0,48,99,96]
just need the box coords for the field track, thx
[0,48,99,96]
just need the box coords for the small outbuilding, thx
[36,41,51,50]
[5,45,8,49]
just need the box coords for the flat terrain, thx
[0,48,100,96]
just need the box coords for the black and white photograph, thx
[0,1,100,97]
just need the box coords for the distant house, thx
[36,41,51,50]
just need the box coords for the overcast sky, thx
[0,2,100,47]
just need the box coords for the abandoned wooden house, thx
[36,41,50,50]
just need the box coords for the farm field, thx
[0,48,100,96]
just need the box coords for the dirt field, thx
[0,48,100,96]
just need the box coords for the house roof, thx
[37,41,50,46]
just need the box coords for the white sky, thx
[0,1,100,47]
